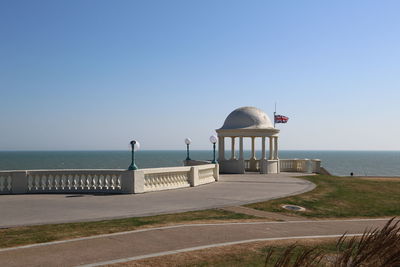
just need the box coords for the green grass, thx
[247,175,400,218]
[0,209,255,249]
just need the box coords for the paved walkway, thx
[0,218,394,267]
[219,206,304,221]
[0,173,314,227]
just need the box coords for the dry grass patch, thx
[109,238,339,267]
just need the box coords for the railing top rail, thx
[196,164,217,170]
[1,169,127,173]
[0,171,20,174]
[140,166,192,174]
[279,159,317,161]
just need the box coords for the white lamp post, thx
[209,135,218,164]
[184,138,192,160]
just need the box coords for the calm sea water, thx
[0,150,399,177]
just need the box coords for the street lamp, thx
[128,140,140,170]
[185,138,192,161]
[209,135,217,164]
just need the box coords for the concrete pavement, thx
[0,173,314,227]
[0,218,395,267]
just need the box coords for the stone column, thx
[218,136,225,161]
[269,137,274,160]
[274,137,279,159]
[251,137,256,159]
[239,137,244,160]
[262,137,266,160]
[231,137,236,160]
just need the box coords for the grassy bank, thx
[117,238,340,266]
[247,175,400,218]
[0,209,255,249]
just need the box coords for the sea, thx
[0,150,399,177]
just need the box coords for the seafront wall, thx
[279,159,321,173]
[0,164,219,195]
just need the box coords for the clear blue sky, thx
[1,0,400,150]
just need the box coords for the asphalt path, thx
[0,172,314,227]
[0,218,394,267]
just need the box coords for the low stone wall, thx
[0,164,219,195]
[183,160,211,166]
[279,159,321,173]
[216,158,321,174]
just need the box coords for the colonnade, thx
[218,136,279,161]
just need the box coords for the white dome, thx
[220,106,274,130]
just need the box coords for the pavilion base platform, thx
[219,159,245,174]
[219,159,280,174]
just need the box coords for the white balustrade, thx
[0,161,328,194]
[279,159,321,173]
[141,167,191,192]
[244,160,250,170]
[26,170,124,193]
[279,159,294,171]
[198,165,216,185]
[0,173,12,194]
[244,160,260,172]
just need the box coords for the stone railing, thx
[244,160,260,172]
[279,159,321,173]
[134,164,219,193]
[26,170,126,193]
[197,164,218,185]
[0,164,219,195]
[242,159,321,173]
[141,167,191,192]
[0,172,12,194]
[0,170,131,194]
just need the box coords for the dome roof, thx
[220,106,274,130]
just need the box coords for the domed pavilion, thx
[216,106,280,174]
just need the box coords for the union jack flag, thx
[274,114,289,123]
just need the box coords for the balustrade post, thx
[213,164,219,181]
[11,171,28,194]
[305,159,312,173]
[121,170,135,194]
[190,166,199,187]
[312,159,321,173]
[133,170,145,193]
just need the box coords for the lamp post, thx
[209,135,217,164]
[185,138,192,161]
[128,140,140,170]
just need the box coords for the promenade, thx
[0,218,394,266]
[0,173,396,266]
[0,173,314,228]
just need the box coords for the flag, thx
[274,114,289,123]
